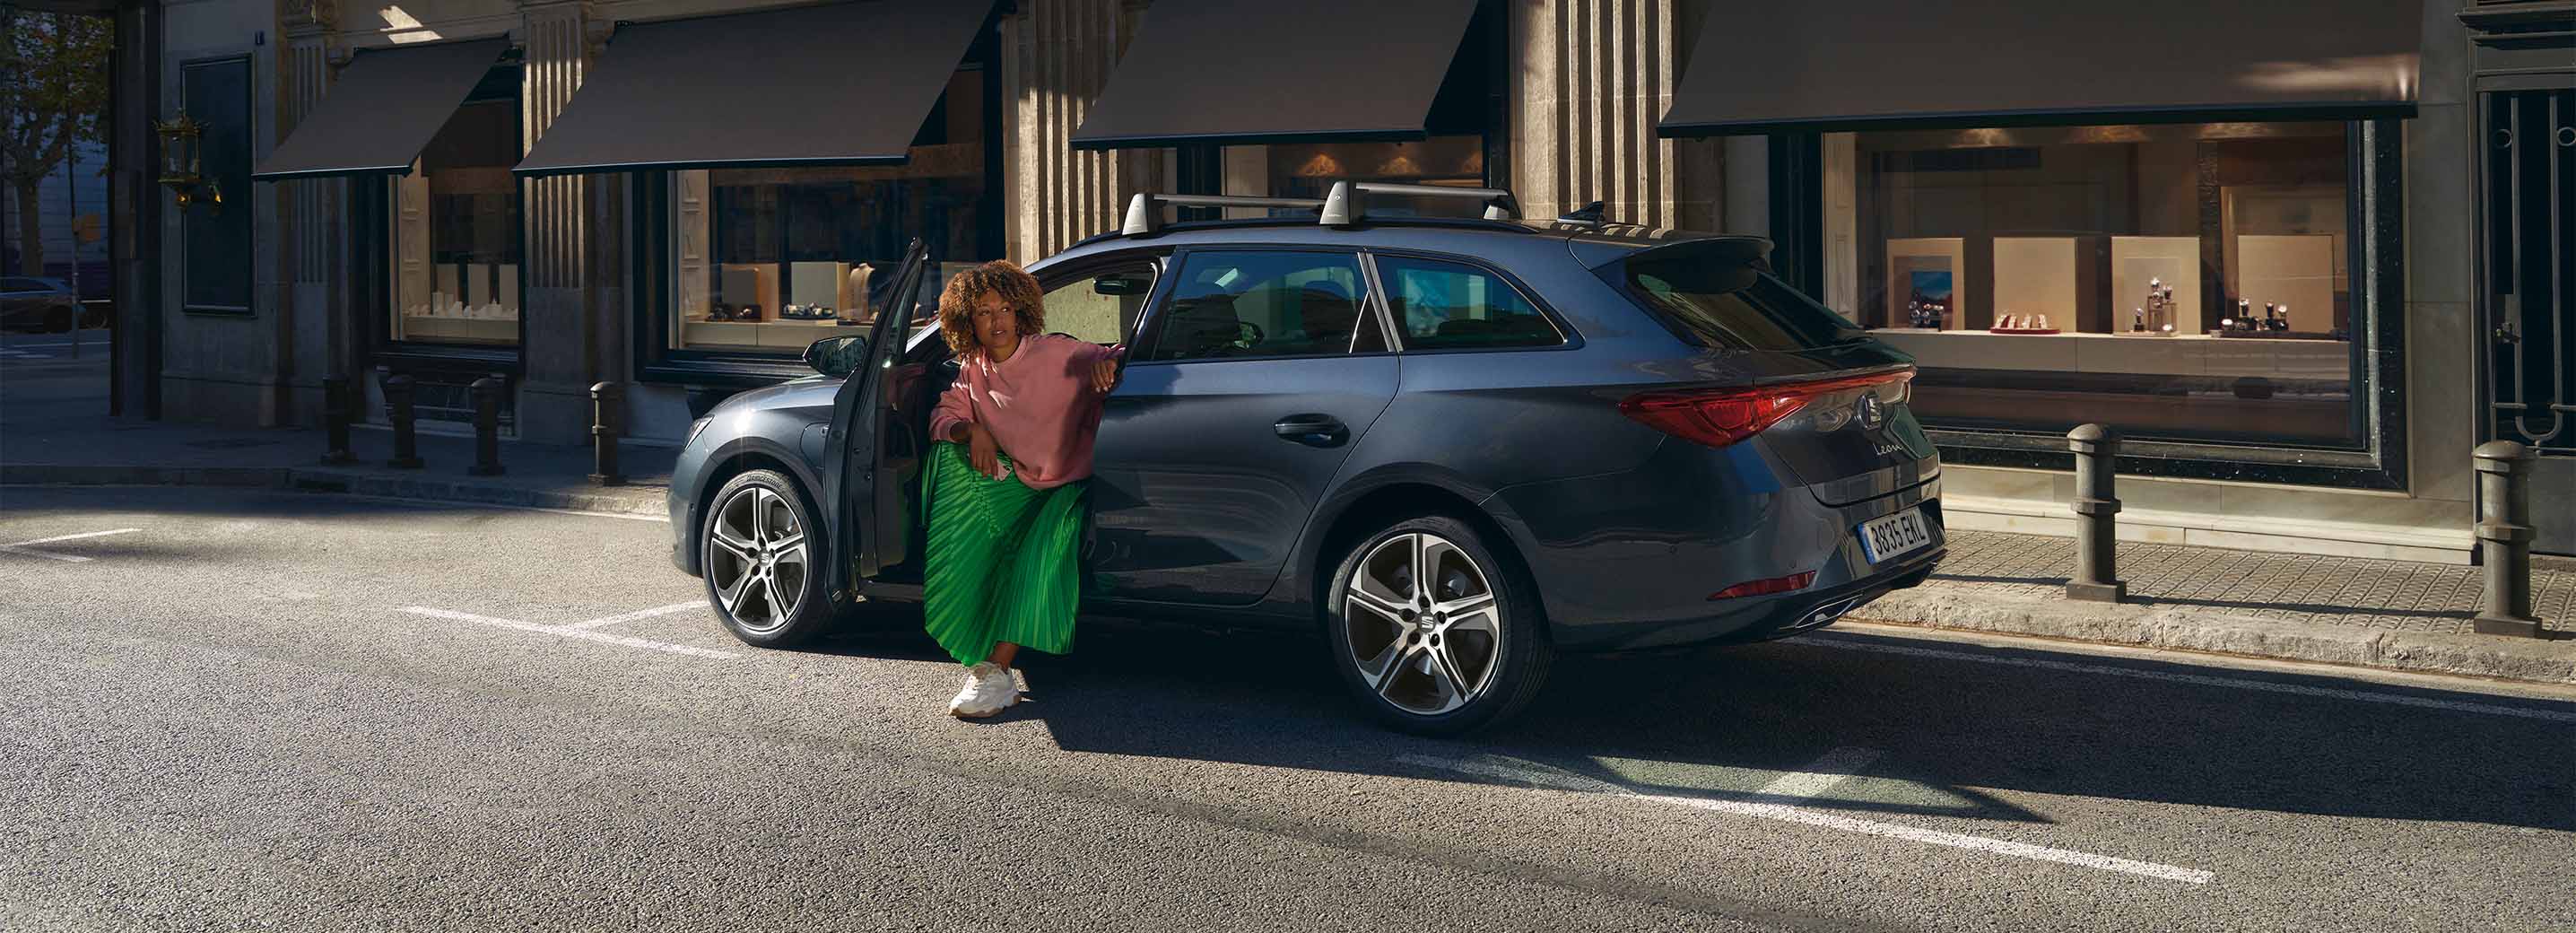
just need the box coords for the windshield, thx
[1616,247,1864,352]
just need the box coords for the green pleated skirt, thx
[920,441,1087,666]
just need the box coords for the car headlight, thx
[684,415,713,448]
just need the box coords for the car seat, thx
[1160,293,1246,358]
[1295,281,1360,353]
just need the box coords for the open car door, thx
[823,240,930,592]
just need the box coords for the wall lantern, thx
[154,115,221,210]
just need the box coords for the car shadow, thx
[857,614,2576,834]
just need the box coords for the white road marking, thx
[1807,633,2576,724]
[1755,746,1884,800]
[0,528,141,562]
[570,601,703,630]
[401,606,738,659]
[1399,753,2215,885]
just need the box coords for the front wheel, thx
[1325,515,1553,736]
[701,470,837,649]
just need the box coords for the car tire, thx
[1325,514,1553,736]
[700,469,839,649]
[45,308,74,334]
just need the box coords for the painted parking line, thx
[401,606,738,659]
[1807,632,2576,724]
[568,601,704,630]
[0,528,141,562]
[1399,750,2215,885]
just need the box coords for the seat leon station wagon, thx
[669,183,1945,735]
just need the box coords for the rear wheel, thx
[1325,515,1552,736]
[701,470,837,648]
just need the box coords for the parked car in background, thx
[0,277,87,333]
[667,184,1946,735]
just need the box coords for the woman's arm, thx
[928,375,975,446]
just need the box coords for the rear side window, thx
[1144,250,1372,362]
[1376,256,1561,350]
[1619,249,1863,351]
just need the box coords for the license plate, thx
[1858,508,1933,563]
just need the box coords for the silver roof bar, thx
[1327,181,1521,224]
[1121,193,1327,235]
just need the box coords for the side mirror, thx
[1092,274,1153,297]
[804,336,867,378]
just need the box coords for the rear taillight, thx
[1618,368,1914,448]
[1709,571,1815,600]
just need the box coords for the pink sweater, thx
[928,334,1123,490]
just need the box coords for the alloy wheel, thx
[706,485,807,633]
[1341,531,1502,715]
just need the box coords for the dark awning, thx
[251,39,509,180]
[1071,0,1480,150]
[513,1,992,176]
[1659,0,2422,137]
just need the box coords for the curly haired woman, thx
[923,259,1121,719]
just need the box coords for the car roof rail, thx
[1323,181,1520,225]
[1118,181,1524,236]
[1121,193,1327,235]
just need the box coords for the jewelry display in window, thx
[2128,277,2178,336]
[1990,312,2057,335]
[1903,270,1952,329]
[780,303,838,321]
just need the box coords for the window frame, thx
[178,54,255,317]
[379,69,528,357]
[1123,246,1394,367]
[1357,248,1577,354]
[1797,118,2406,491]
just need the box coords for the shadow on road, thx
[823,609,2574,834]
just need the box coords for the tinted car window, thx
[1620,247,1864,351]
[1041,264,1156,344]
[1377,256,1559,350]
[1144,251,1367,362]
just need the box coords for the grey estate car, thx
[669,184,1945,735]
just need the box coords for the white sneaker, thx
[949,661,1019,719]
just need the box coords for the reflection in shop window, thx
[388,97,522,346]
[1222,136,1485,217]
[1835,121,2363,449]
[667,69,988,355]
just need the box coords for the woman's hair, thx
[936,259,1046,357]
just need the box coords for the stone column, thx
[1512,0,1718,229]
[276,0,343,426]
[516,0,609,443]
[1001,0,1145,264]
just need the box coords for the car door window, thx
[1040,262,1156,344]
[1376,256,1561,350]
[1143,251,1369,362]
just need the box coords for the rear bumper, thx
[1484,437,1945,652]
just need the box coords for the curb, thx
[1849,587,2576,685]
[2,463,667,518]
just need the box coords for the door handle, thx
[1273,414,1348,447]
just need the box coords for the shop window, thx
[180,57,252,314]
[388,94,522,347]
[1835,121,2367,451]
[1210,136,1486,217]
[1374,255,1558,350]
[1144,251,1369,362]
[664,69,991,356]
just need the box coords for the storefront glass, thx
[664,70,988,355]
[387,97,522,346]
[1253,135,1485,213]
[1834,121,2364,449]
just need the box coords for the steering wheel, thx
[1232,320,1266,349]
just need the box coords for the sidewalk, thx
[1,353,670,515]
[1854,529,2575,684]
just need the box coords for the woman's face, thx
[969,292,1021,356]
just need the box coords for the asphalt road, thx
[1,485,2570,932]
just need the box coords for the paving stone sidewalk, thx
[1931,529,2572,636]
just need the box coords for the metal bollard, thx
[588,381,625,486]
[320,375,356,464]
[2472,441,2541,637]
[468,377,505,476]
[2066,423,2127,602]
[382,374,424,468]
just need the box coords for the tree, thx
[2,8,112,276]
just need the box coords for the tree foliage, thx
[3,8,113,274]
